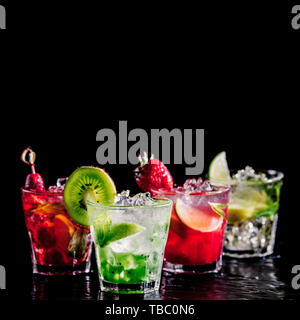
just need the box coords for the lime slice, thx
[208,151,231,182]
[208,202,227,217]
[228,198,270,224]
[228,202,255,224]
[92,212,145,248]
[103,223,145,247]
[228,188,270,223]
[175,198,223,232]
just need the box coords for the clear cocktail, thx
[209,152,284,258]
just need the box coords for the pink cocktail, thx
[154,179,231,274]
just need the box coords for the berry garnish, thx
[21,147,45,192]
[134,152,174,194]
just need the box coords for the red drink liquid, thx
[154,184,230,273]
[21,188,92,275]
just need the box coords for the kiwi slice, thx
[64,166,116,226]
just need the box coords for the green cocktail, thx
[63,167,172,294]
[87,193,172,294]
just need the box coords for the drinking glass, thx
[154,184,231,274]
[21,188,92,275]
[222,170,284,258]
[87,198,172,294]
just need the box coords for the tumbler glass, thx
[21,188,92,275]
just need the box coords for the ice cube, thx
[234,166,268,182]
[183,177,203,191]
[110,237,139,253]
[115,190,134,206]
[196,180,214,192]
[57,177,68,188]
[48,177,68,193]
[48,186,64,193]
[131,192,155,206]
[115,190,155,206]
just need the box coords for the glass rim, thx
[210,169,284,186]
[21,187,63,196]
[86,197,173,210]
[153,183,231,197]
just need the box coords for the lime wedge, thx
[103,223,145,247]
[208,151,231,182]
[228,202,255,224]
[228,188,270,224]
[92,212,145,248]
[208,202,227,217]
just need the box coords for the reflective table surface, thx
[27,256,298,301]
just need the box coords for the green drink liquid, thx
[99,249,147,284]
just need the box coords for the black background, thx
[1,0,299,317]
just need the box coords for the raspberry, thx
[25,173,45,192]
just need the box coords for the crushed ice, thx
[225,215,278,251]
[182,178,215,192]
[233,166,269,183]
[48,177,68,192]
[114,190,156,206]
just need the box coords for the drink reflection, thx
[160,257,286,300]
[31,274,98,300]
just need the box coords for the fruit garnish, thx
[54,214,75,251]
[32,203,66,216]
[103,223,145,247]
[92,210,145,247]
[227,202,255,224]
[134,152,173,194]
[21,147,45,192]
[68,229,90,258]
[208,202,227,217]
[174,198,223,232]
[208,151,231,182]
[227,187,270,223]
[64,166,117,226]
[228,197,269,224]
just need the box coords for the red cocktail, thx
[20,148,92,275]
[153,179,231,273]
